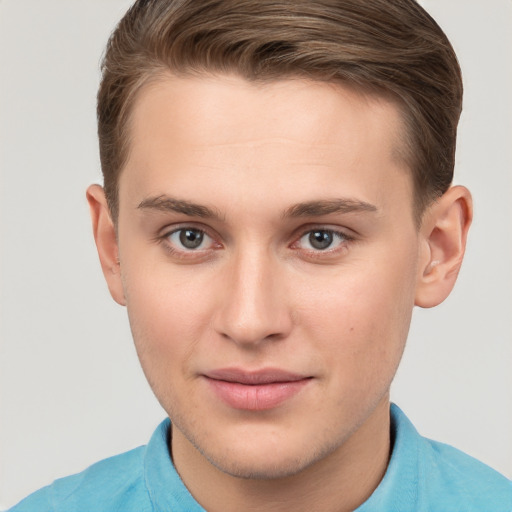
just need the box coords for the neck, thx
[172,397,391,512]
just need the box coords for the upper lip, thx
[204,368,310,385]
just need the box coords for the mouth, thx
[203,368,313,411]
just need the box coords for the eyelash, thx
[292,227,353,254]
[157,225,354,261]
[286,226,355,263]
[157,225,220,260]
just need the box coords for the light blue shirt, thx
[9,404,512,511]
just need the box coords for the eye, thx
[166,228,213,250]
[297,229,347,251]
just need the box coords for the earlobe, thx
[415,186,473,308]
[86,184,126,306]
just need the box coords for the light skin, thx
[88,74,472,512]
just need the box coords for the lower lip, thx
[205,378,311,411]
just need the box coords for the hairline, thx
[110,68,426,228]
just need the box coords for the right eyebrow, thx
[137,195,223,220]
[283,198,378,218]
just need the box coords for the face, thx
[113,75,423,478]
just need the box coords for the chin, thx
[204,450,316,480]
[194,429,340,481]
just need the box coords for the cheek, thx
[122,274,210,418]
[296,258,416,380]
[121,261,215,376]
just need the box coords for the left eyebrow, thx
[137,195,223,220]
[283,198,378,218]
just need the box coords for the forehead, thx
[120,74,413,218]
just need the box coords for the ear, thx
[415,185,473,308]
[86,184,126,306]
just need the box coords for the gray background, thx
[1,0,511,508]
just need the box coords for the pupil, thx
[309,230,332,250]
[180,229,203,249]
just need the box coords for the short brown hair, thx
[98,0,462,222]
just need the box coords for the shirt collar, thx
[144,418,206,511]
[355,403,420,511]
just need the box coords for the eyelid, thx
[289,224,356,256]
[292,224,355,243]
[157,223,224,256]
[158,222,218,241]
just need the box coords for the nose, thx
[213,247,293,347]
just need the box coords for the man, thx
[8,0,512,511]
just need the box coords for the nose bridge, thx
[215,242,291,345]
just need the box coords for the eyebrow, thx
[283,199,378,218]
[137,195,378,220]
[137,195,223,219]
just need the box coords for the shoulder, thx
[389,404,512,511]
[7,446,151,512]
[420,436,512,510]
